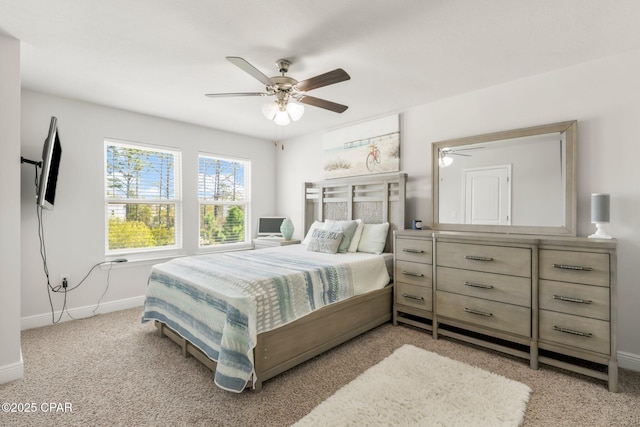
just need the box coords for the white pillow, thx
[348,220,364,253]
[357,222,390,254]
[306,230,344,254]
[324,219,359,253]
[302,221,324,245]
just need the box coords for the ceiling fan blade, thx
[205,92,268,98]
[299,95,348,113]
[295,68,350,92]
[226,56,274,86]
[454,146,485,152]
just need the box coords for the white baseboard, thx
[618,350,640,372]
[0,352,24,384]
[21,295,145,330]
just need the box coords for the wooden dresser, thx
[537,239,617,391]
[393,231,434,331]
[393,230,618,391]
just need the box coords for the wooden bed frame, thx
[155,172,407,391]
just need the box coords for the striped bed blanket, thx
[141,245,390,392]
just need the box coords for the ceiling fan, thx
[439,146,484,167]
[205,57,351,125]
[440,146,485,156]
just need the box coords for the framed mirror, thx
[432,120,577,236]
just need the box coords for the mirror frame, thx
[432,120,577,236]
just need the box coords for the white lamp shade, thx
[591,193,610,223]
[273,110,291,126]
[262,99,303,126]
[261,102,278,120]
[287,101,304,121]
[439,155,453,167]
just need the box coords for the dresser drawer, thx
[539,310,610,354]
[396,282,433,312]
[436,266,530,307]
[395,238,432,263]
[436,291,531,337]
[539,250,609,287]
[396,260,432,287]
[539,280,609,321]
[436,242,531,277]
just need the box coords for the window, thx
[105,140,181,254]
[199,154,250,248]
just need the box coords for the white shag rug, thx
[294,344,531,426]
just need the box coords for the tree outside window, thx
[199,154,249,247]
[105,141,181,253]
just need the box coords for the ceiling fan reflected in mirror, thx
[438,146,484,167]
[205,57,351,126]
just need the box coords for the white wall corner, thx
[0,352,24,385]
[21,295,145,330]
[0,33,23,386]
[618,350,640,373]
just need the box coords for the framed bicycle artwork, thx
[322,114,400,179]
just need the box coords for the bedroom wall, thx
[276,48,640,370]
[19,90,275,326]
[0,34,23,383]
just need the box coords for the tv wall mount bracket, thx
[21,157,42,167]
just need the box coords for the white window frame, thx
[104,139,182,256]
[198,152,251,250]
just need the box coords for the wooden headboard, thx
[303,173,407,253]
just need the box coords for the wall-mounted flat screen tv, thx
[37,116,62,210]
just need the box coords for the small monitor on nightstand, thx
[257,217,285,237]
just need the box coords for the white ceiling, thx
[2,0,640,141]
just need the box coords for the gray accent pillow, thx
[324,219,359,253]
[302,220,324,245]
[306,229,344,254]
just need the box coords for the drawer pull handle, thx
[402,293,424,301]
[465,255,494,262]
[553,325,593,338]
[464,281,494,290]
[403,248,425,254]
[402,271,425,277]
[464,308,493,317]
[552,263,593,272]
[552,295,592,304]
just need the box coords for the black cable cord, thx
[61,261,118,321]
[32,163,124,323]
[33,164,65,324]
[92,261,115,315]
[62,261,109,292]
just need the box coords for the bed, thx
[142,173,407,392]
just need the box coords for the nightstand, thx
[253,238,301,249]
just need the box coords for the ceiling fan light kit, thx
[261,94,305,126]
[285,100,304,121]
[438,145,484,167]
[206,57,350,126]
[439,151,454,167]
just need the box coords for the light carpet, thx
[294,344,532,427]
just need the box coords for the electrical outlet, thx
[60,274,70,288]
